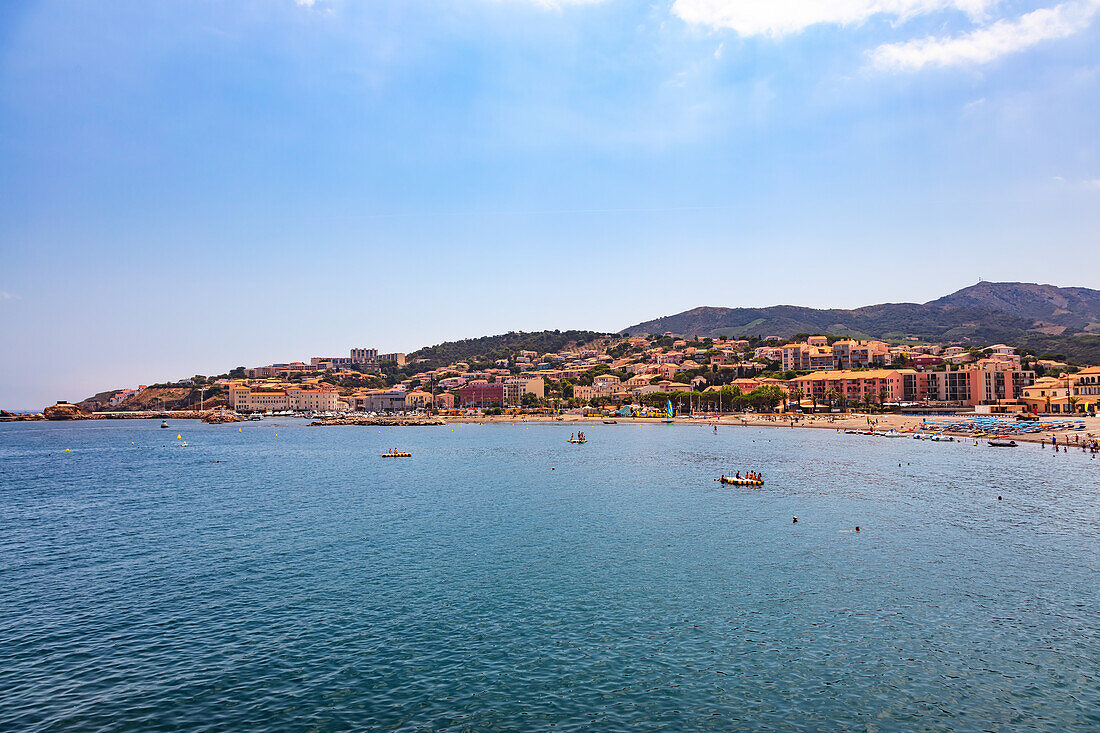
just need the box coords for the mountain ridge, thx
[622,282,1100,363]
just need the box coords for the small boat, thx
[160,420,168,428]
[602,420,618,424]
[566,438,587,444]
[382,450,412,457]
[249,413,262,421]
[929,434,954,442]
[719,476,763,486]
[661,399,675,424]
[988,439,1017,447]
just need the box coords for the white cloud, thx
[1,291,20,301]
[671,0,994,37]
[1053,175,1100,187]
[489,0,606,7]
[870,0,1100,71]
[962,96,986,112]
[295,0,317,6]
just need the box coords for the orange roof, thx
[795,369,913,381]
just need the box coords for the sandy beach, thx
[444,412,1100,447]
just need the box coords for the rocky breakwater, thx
[309,415,445,427]
[0,410,45,421]
[202,411,244,424]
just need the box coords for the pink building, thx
[459,383,505,408]
[792,369,913,404]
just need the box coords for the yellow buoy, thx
[238,427,242,432]
[177,434,181,440]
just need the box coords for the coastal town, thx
[16,332,1100,428]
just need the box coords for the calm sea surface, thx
[1,419,1098,732]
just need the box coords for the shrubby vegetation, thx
[408,330,608,367]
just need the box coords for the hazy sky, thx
[2,0,1099,409]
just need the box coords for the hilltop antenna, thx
[978,276,984,283]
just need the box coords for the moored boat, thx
[988,439,1017,447]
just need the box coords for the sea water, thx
[1,419,1098,731]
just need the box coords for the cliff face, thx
[43,403,92,420]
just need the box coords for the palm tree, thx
[823,387,839,410]
[789,387,804,411]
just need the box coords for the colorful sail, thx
[666,399,674,420]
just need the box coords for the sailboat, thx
[661,399,674,424]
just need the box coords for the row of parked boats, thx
[844,429,954,441]
[845,428,1021,447]
[922,417,1086,436]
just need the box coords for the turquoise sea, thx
[1,419,1098,731]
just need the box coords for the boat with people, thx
[567,431,587,444]
[382,450,412,457]
[719,469,764,486]
[719,474,763,486]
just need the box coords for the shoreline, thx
[5,411,1097,448]
[439,412,1100,446]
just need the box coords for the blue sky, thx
[1,0,1098,409]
